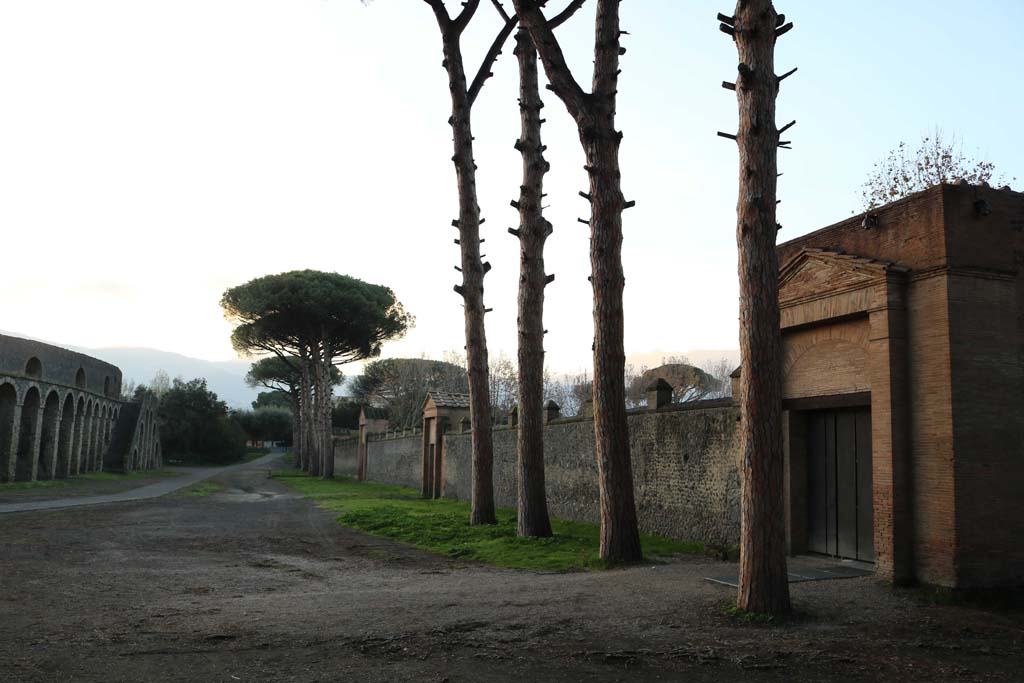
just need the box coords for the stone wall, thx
[0,333,122,398]
[366,433,421,490]
[334,436,359,477]
[107,391,162,472]
[443,400,741,545]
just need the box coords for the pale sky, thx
[1,1,1021,372]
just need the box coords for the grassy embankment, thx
[275,471,703,572]
[0,469,181,491]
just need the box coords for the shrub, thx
[159,378,247,464]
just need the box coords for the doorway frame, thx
[777,248,911,582]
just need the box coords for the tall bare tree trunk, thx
[320,339,335,479]
[290,404,301,468]
[425,0,516,525]
[511,26,553,539]
[315,341,323,477]
[514,0,641,564]
[295,366,308,472]
[302,351,320,477]
[722,1,792,614]
[312,367,322,475]
[447,37,496,526]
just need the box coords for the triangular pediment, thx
[779,248,906,303]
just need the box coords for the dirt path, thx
[0,453,280,514]
[0,458,1021,682]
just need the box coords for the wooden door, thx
[806,407,874,561]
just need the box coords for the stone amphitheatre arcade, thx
[0,334,162,482]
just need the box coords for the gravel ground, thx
[0,457,1021,682]
[0,472,185,504]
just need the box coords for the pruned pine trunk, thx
[295,366,308,472]
[313,342,325,475]
[429,1,496,525]
[302,352,320,477]
[512,27,553,539]
[314,341,323,476]
[306,348,317,474]
[290,403,301,469]
[728,0,791,615]
[320,339,335,479]
[313,344,325,479]
[514,0,642,564]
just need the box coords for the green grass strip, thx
[0,479,70,491]
[78,469,182,481]
[179,480,226,497]
[0,469,181,490]
[276,474,703,572]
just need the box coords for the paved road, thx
[0,450,284,515]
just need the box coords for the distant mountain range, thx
[85,346,257,408]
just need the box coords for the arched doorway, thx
[38,391,61,479]
[56,394,75,478]
[16,387,41,481]
[780,317,875,563]
[0,384,17,481]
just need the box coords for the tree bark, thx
[512,26,553,539]
[320,338,335,479]
[729,0,791,614]
[513,0,642,564]
[295,367,307,471]
[301,351,319,477]
[426,0,500,525]
[290,403,301,469]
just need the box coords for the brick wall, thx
[782,318,871,400]
[947,272,1023,587]
[904,272,957,585]
[943,187,1024,587]
[777,185,948,270]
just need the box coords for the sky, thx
[1,0,1021,373]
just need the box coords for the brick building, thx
[773,182,1023,588]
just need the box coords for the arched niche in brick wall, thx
[782,319,870,401]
